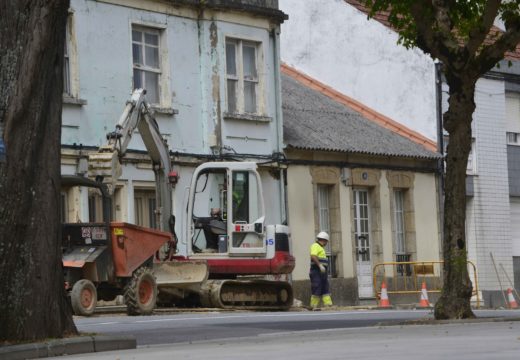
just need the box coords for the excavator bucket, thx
[88,148,121,193]
[153,260,209,299]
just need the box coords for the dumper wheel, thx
[124,267,157,315]
[71,279,97,316]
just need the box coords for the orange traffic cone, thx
[418,281,431,308]
[507,288,518,309]
[379,281,391,308]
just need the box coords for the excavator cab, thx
[188,162,266,257]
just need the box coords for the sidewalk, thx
[0,335,135,360]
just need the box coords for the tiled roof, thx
[281,64,441,160]
[281,63,438,152]
[344,0,520,61]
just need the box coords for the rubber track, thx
[200,280,293,310]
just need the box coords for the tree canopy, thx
[363,1,520,77]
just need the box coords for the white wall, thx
[413,173,441,260]
[286,166,315,280]
[468,78,513,290]
[280,0,438,141]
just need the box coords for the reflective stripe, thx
[310,258,329,267]
[322,294,333,306]
[310,295,320,308]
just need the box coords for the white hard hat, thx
[316,231,329,241]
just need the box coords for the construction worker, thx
[309,231,333,309]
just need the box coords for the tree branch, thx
[472,19,520,77]
[466,0,502,56]
[410,0,460,64]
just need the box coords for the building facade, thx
[280,0,520,306]
[282,65,441,305]
[60,0,288,254]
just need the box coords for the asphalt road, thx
[56,310,520,360]
[60,321,520,360]
[74,309,520,346]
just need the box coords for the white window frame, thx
[63,11,80,99]
[507,132,520,146]
[225,37,263,115]
[353,188,371,262]
[64,21,71,96]
[393,189,406,255]
[466,139,477,175]
[506,92,520,145]
[131,23,170,107]
[317,184,336,277]
[317,185,331,252]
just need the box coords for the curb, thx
[377,316,520,327]
[0,335,136,360]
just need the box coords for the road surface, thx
[57,312,520,360]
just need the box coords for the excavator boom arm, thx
[88,89,172,231]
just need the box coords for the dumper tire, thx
[71,279,97,316]
[124,267,157,316]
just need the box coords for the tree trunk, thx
[0,0,77,342]
[434,74,476,320]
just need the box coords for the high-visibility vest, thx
[310,242,328,268]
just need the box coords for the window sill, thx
[150,105,179,116]
[63,94,87,106]
[224,112,272,123]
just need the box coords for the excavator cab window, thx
[189,167,266,256]
[191,169,227,253]
[229,170,265,253]
[232,171,249,222]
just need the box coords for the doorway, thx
[353,189,373,298]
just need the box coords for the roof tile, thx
[281,64,441,160]
[281,63,437,151]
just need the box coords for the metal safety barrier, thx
[372,260,481,308]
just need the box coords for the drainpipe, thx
[272,26,287,224]
[435,62,445,254]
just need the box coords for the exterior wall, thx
[413,173,441,261]
[286,165,315,280]
[65,0,282,155]
[286,161,440,305]
[380,174,393,264]
[468,78,513,297]
[280,0,516,304]
[62,0,286,247]
[279,0,437,141]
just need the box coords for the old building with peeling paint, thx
[60,0,288,257]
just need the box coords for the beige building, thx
[281,64,442,305]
